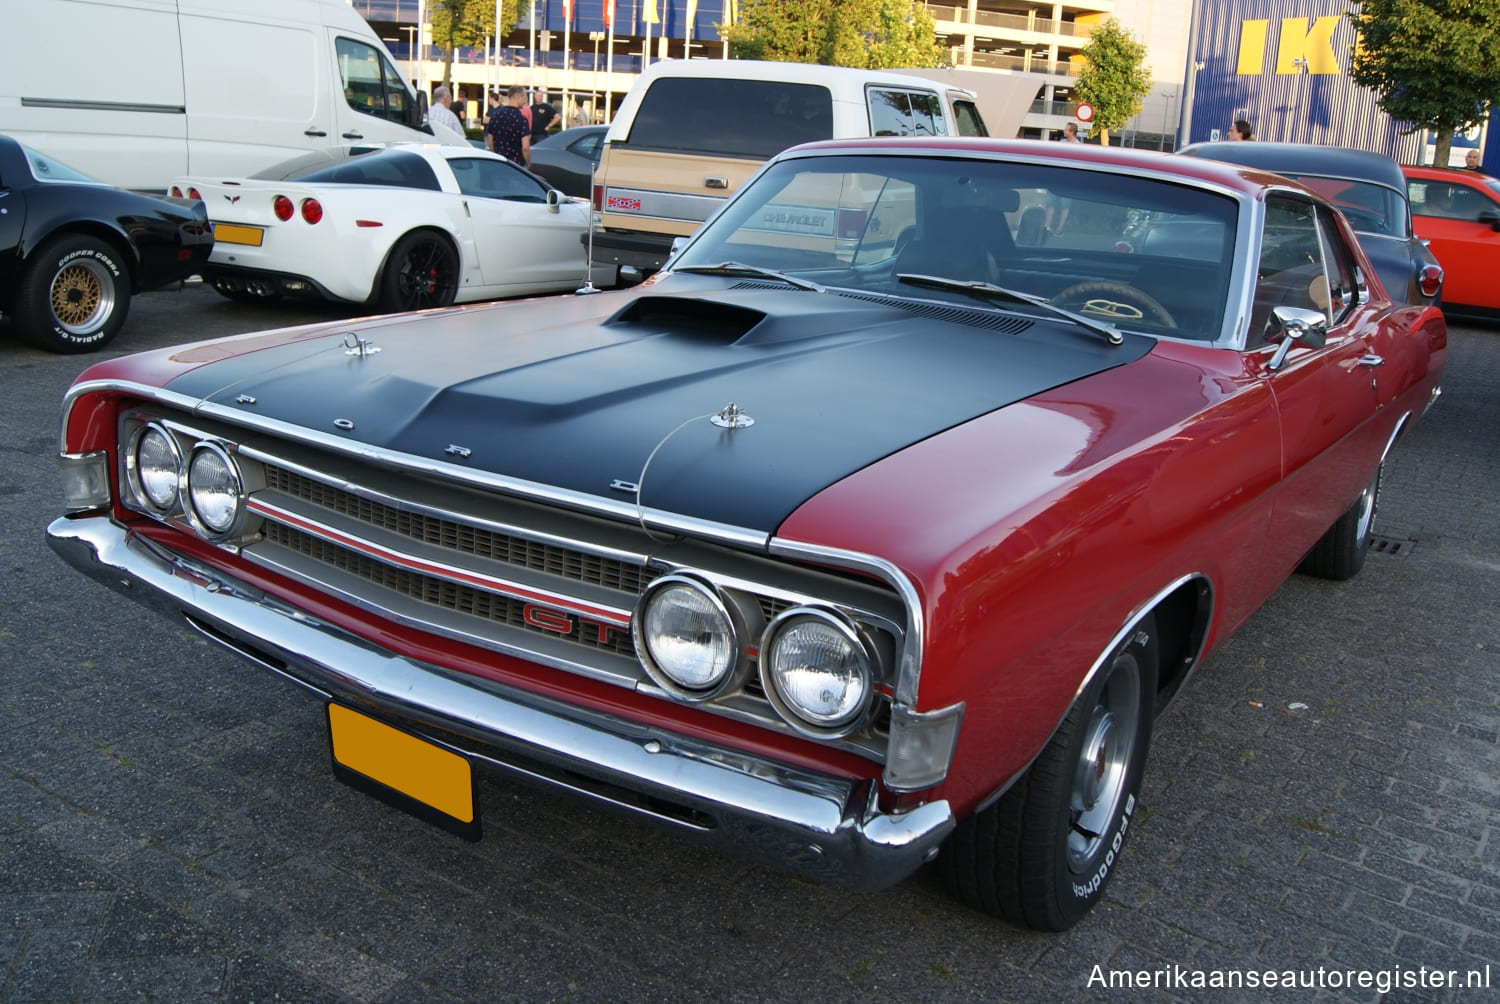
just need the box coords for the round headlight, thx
[187,442,243,535]
[633,576,740,699]
[132,424,181,512]
[761,609,873,735]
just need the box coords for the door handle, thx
[1357,354,1384,368]
[704,176,728,189]
[304,129,328,137]
[342,131,365,139]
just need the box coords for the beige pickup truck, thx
[588,59,988,286]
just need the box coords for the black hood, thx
[166,278,1152,533]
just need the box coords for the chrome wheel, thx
[1067,654,1141,874]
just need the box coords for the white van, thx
[589,59,989,285]
[1,0,465,192]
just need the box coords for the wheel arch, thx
[25,222,140,292]
[972,573,1214,814]
[368,225,461,305]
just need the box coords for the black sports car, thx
[0,134,212,353]
[526,124,606,198]
[1179,141,1444,308]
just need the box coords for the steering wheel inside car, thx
[1050,280,1176,328]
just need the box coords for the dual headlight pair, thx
[126,424,245,538]
[633,575,879,739]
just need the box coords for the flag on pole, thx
[563,0,572,21]
[603,0,613,29]
[643,0,657,24]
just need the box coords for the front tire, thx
[1300,463,1381,580]
[940,614,1159,930]
[375,231,459,313]
[14,235,130,353]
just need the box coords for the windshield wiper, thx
[673,261,826,292]
[897,273,1124,346]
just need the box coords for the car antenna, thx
[576,161,601,294]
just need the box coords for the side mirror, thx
[547,188,562,214]
[1479,208,1500,232]
[1266,305,1328,370]
[413,89,430,131]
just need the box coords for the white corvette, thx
[171,145,591,312]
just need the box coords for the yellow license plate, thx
[327,704,478,839]
[213,223,264,246]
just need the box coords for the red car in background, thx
[1403,164,1500,319]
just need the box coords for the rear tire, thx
[1300,463,1381,580]
[14,235,130,353]
[375,231,459,312]
[940,614,1159,930]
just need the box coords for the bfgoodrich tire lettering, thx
[939,613,1159,931]
[15,235,130,353]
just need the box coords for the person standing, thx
[569,94,591,129]
[1465,149,1486,173]
[1228,119,1253,141]
[530,94,557,143]
[428,84,463,137]
[487,86,531,168]
[1061,121,1082,143]
[483,90,502,152]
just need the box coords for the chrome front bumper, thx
[47,515,955,892]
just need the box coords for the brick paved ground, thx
[1,288,1496,1001]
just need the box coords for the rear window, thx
[288,149,441,190]
[625,78,833,159]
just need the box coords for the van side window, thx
[868,88,948,137]
[336,37,411,124]
[951,99,988,137]
[625,78,833,159]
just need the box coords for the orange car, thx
[1403,164,1500,318]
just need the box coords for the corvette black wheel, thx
[377,231,460,313]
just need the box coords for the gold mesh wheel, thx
[50,256,115,334]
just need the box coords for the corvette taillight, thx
[169,186,183,198]
[187,187,202,201]
[273,195,294,221]
[300,198,323,224]
[1418,263,1443,299]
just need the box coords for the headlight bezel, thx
[632,573,753,701]
[185,440,247,539]
[759,606,877,739]
[125,421,184,515]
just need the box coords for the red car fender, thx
[778,342,1288,815]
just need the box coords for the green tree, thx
[719,0,942,68]
[1071,18,1150,146]
[430,0,531,90]
[1349,0,1500,167]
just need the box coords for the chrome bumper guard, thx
[47,516,955,892]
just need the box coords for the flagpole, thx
[562,0,572,118]
[604,0,615,121]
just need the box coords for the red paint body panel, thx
[777,303,1445,815]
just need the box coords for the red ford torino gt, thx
[48,139,1446,930]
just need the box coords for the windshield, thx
[674,153,1239,340]
[23,145,100,184]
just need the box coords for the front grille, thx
[264,465,653,594]
[264,522,639,657]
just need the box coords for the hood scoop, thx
[604,292,910,347]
